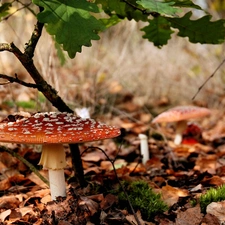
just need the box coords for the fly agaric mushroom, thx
[152,106,211,145]
[0,112,121,200]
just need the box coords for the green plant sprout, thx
[116,180,168,221]
[200,185,225,213]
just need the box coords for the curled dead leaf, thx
[161,185,189,206]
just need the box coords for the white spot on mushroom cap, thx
[8,127,17,131]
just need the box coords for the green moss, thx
[116,180,168,221]
[200,185,225,213]
[190,198,197,207]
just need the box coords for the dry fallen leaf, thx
[27,172,48,188]
[194,154,219,174]
[100,194,117,210]
[126,210,154,225]
[206,201,225,224]
[18,205,35,217]
[0,196,21,209]
[161,185,189,206]
[201,175,225,187]
[0,209,11,222]
[82,151,106,162]
[79,196,99,216]
[175,205,203,225]
[202,120,225,141]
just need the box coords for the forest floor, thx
[0,7,225,224]
[0,96,224,225]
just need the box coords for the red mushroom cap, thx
[0,112,121,144]
[152,106,211,123]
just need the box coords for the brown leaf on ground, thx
[79,196,99,217]
[175,205,203,225]
[194,154,218,174]
[146,157,163,170]
[201,213,220,225]
[0,196,21,209]
[161,185,189,206]
[100,193,117,210]
[202,120,225,141]
[201,175,225,187]
[27,171,48,188]
[0,209,11,222]
[82,151,106,162]
[0,178,11,191]
[206,201,225,224]
[126,210,154,225]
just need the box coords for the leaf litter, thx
[0,102,224,224]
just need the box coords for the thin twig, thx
[69,143,87,187]
[17,0,37,16]
[0,41,73,112]
[0,145,49,185]
[24,7,44,58]
[0,73,39,88]
[192,58,225,100]
[2,2,33,21]
[81,146,142,225]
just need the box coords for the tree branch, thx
[192,58,225,100]
[24,7,44,58]
[0,145,49,185]
[0,42,73,113]
[0,10,84,187]
[0,73,40,88]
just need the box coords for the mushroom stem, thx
[174,120,188,145]
[39,144,67,200]
[138,134,149,164]
[49,169,66,200]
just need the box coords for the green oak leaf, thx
[95,0,126,17]
[165,0,202,9]
[141,16,174,47]
[32,0,105,58]
[96,0,148,21]
[0,3,11,20]
[54,42,66,65]
[168,11,225,44]
[136,0,181,16]
[100,15,122,28]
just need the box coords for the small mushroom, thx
[152,106,211,145]
[0,112,121,200]
[138,133,149,164]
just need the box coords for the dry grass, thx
[0,6,225,117]
[64,20,225,111]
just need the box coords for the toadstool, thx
[0,112,121,200]
[151,106,211,145]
